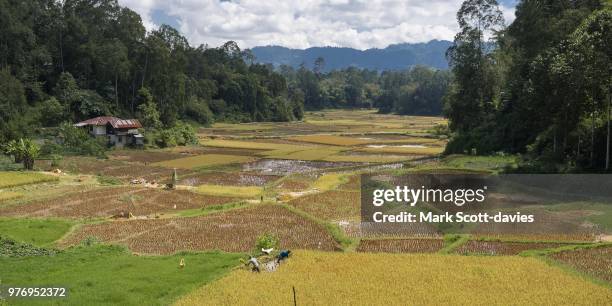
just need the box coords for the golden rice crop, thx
[195,184,263,198]
[0,191,23,202]
[200,139,307,152]
[176,250,612,306]
[323,154,411,163]
[152,154,255,169]
[288,190,360,221]
[311,173,349,191]
[357,145,444,155]
[289,135,371,146]
[0,171,58,188]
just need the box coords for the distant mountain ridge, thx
[251,40,452,71]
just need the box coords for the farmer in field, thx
[276,250,291,263]
[248,256,261,272]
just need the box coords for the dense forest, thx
[280,63,451,115]
[444,0,611,171]
[0,0,304,145]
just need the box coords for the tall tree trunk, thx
[606,94,610,170]
[591,112,595,167]
[115,74,119,108]
[59,28,64,72]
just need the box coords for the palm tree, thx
[20,139,40,170]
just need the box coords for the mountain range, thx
[251,40,452,71]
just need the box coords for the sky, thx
[118,0,518,50]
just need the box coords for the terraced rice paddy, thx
[549,246,612,282]
[0,187,237,218]
[455,240,566,255]
[61,205,340,254]
[152,154,255,169]
[357,238,444,253]
[2,110,610,305]
[288,190,360,221]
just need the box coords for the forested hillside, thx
[0,0,303,143]
[444,0,611,171]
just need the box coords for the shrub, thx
[255,233,279,252]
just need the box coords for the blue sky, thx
[120,0,517,50]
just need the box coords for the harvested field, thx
[357,238,444,253]
[471,210,598,242]
[0,171,58,188]
[60,156,181,182]
[60,205,340,254]
[152,154,255,170]
[455,240,565,255]
[178,172,280,186]
[275,179,312,192]
[0,187,237,218]
[350,221,441,238]
[288,190,360,221]
[550,246,612,282]
[108,150,186,163]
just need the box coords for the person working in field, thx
[248,256,260,272]
[276,250,291,263]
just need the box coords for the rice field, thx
[0,187,237,218]
[176,250,612,305]
[61,205,340,254]
[195,184,263,198]
[289,135,372,146]
[0,171,58,188]
[3,110,609,305]
[152,154,255,169]
[287,190,360,221]
[550,246,612,282]
[0,191,23,202]
[357,238,445,253]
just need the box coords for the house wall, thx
[92,125,107,136]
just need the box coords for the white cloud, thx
[118,0,516,50]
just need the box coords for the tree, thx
[19,138,40,170]
[569,10,612,169]
[136,88,162,129]
[445,0,504,132]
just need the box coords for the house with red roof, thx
[74,116,144,148]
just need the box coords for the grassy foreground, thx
[0,245,242,305]
[176,250,612,305]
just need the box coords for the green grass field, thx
[0,245,242,305]
[0,218,74,246]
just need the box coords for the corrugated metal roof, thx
[74,116,142,129]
